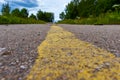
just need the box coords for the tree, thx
[65,1,77,19]
[59,12,65,20]
[112,4,120,12]
[62,0,80,19]
[37,10,44,20]
[11,8,21,17]
[37,10,54,22]
[61,0,120,19]
[44,12,54,22]
[29,14,37,20]
[1,3,10,16]
[20,8,29,18]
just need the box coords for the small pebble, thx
[114,53,120,57]
[0,48,6,56]
[1,78,5,80]
[67,52,72,56]
[0,63,2,66]
[18,77,22,80]
[20,65,27,69]
[104,62,110,66]
[11,62,16,65]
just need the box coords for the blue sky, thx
[0,0,71,21]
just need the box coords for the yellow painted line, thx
[26,26,120,80]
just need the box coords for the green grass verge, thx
[58,12,120,25]
[0,16,46,24]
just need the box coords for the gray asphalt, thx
[0,24,50,80]
[0,24,120,80]
[59,24,120,57]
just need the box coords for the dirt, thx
[0,24,50,80]
[59,24,120,57]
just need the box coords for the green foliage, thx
[1,3,10,16]
[37,10,54,22]
[44,12,54,22]
[59,0,120,24]
[29,14,37,20]
[59,12,65,20]
[58,11,120,24]
[0,3,54,24]
[112,4,120,12]
[37,10,44,20]
[20,8,29,18]
[60,0,120,19]
[11,8,21,17]
[64,0,79,19]
[0,15,45,24]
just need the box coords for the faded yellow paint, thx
[26,26,120,80]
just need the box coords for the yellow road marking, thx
[26,26,120,80]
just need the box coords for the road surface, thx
[0,24,120,80]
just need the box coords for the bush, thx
[0,15,45,24]
[58,11,120,25]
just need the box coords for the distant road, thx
[0,24,120,80]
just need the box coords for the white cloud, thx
[0,0,71,21]
[0,0,6,3]
[28,0,71,21]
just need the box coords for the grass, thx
[58,11,120,24]
[0,15,46,24]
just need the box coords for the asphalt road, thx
[59,24,120,57]
[0,24,120,80]
[27,25,120,80]
[0,24,50,80]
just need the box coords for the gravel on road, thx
[59,24,120,57]
[0,24,120,80]
[26,26,120,80]
[0,24,50,80]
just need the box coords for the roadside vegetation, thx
[0,3,54,24]
[58,0,120,24]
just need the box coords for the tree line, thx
[60,0,120,20]
[1,3,54,22]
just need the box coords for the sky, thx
[0,0,71,21]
